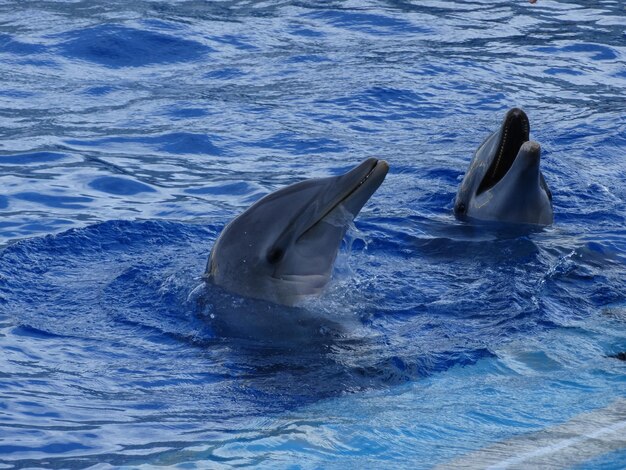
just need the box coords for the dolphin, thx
[205,158,389,306]
[454,108,553,226]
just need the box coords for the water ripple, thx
[0,0,625,468]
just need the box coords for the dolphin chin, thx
[454,108,553,226]
[205,158,388,306]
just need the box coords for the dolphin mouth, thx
[477,108,530,194]
[338,158,388,206]
[266,158,388,291]
[300,158,389,237]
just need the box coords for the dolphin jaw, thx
[488,140,542,195]
[352,159,382,192]
[270,273,330,306]
[270,159,388,303]
[297,159,388,241]
[477,109,530,195]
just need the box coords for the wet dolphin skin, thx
[455,108,553,226]
[206,158,389,305]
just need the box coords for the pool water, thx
[1,0,625,468]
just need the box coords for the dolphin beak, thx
[294,158,389,241]
[477,108,531,194]
[491,140,544,199]
[507,140,542,187]
[516,141,541,167]
[337,158,389,216]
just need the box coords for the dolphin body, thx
[454,108,553,226]
[205,158,389,306]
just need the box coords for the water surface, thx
[1,0,625,468]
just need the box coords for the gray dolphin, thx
[205,158,389,306]
[454,108,553,225]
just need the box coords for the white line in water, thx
[437,398,626,470]
[487,419,626,470]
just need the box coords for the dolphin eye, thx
[456,202,466,214]
[267,247,284,264]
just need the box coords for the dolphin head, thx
[454,108,553,226]
[206,158,389,305]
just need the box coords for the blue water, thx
[1,0,625,468]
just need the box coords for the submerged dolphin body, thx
[205,158,389,306]
[454,108,553,226]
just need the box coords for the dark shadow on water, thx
[12,192,93,210]
[0,152,67,165]
[59,24,212,68]
[190,282,494,408]
[360,215,546,263]
[0,33,47,55]
[88,176,157,196]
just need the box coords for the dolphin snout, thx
[377,159,390,173]
[520,140,540,154]
[516,140,542,170]
[506,107,526,119]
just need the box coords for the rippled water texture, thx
[1,1,625,468]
